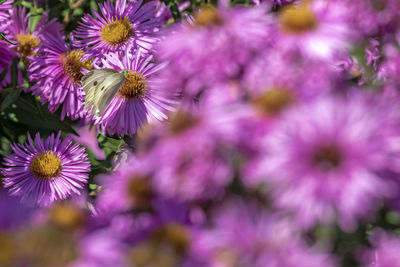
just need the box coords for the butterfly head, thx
[121,69,128,77]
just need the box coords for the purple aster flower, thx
[137,104,245,201]
[73,0,162,56]
[90,50,175,136]
[0,6,61,89]
[275,0,354,60]
[359,229,400,267]
[192,200,336,267]
[344,0,400,36]
[4,6,62,66]
[1,131,90,207]
[96,155,154,216]
[245,94,400,231]
[28,33,93,119]
[155,3,273,102]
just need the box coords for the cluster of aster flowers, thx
[2,0,400,266]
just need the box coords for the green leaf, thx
[162,0,181,21]
[0,67,8,83]
[10,56,19,89]
[18,61,30,86]
[0,88,21,111]
[29,8,43,34]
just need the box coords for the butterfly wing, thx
[81,69,123,116]
[93,72,126,116]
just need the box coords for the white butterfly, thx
[82,69,127,116]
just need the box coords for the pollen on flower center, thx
[127,176,152,207]
[152,223,190,254]
[279,3,318,34]
[193,6,223,27]
[252,87,294,116]
[60,50,93,84]
[100,17,134,46]
[30,151,62,179]
[118,70,147,99]
[50,204,84,230]
[169,110,199,135]
[15,34,40,65]
[312,145,343,171]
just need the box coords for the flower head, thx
[90,50,174,136]
[246,94,400,231]
[1,132,90,207]
[28,33,93,119]
[74,0,162,56]
[275,0,353,60]
[193,200,336,267]
[155,3,273,102]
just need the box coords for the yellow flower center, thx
[193,6,223,27]
[312,145,342,171]
[127,223,190,267]
[169,110,199,135]
[30,151,62,179]
[127,176,152,209]
[118,70,147,99]
[100,17,134,46]
[19,226,79,267]
[60,50,93,84]
[49,203,85,231]
[15,34,40,65]
[279,3,318,34]
[0,232,14,266]
[252,87,294,116]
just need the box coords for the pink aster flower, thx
[1,131,90,207]
[137,104,244,201]
[4,6,62,65]
[96,155,154,216]
[28,33,93,119]
[73,0,162,56]
[155,3,273,102]
[91,50,175,136]
[275,0,354,60]
[246,94,400,231]
[193,200,336,267]
[0,6,62,88]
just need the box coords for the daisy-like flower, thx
[5,6,62,66]
[276,0,353,60]
[91,50,174,136]
[1,131,90,207]
[246,94,400,231]
[96,155,154,216]
[155,3,273,102]
[28,33,93,119]
[193,200,336,267]
[73,0,162,56]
